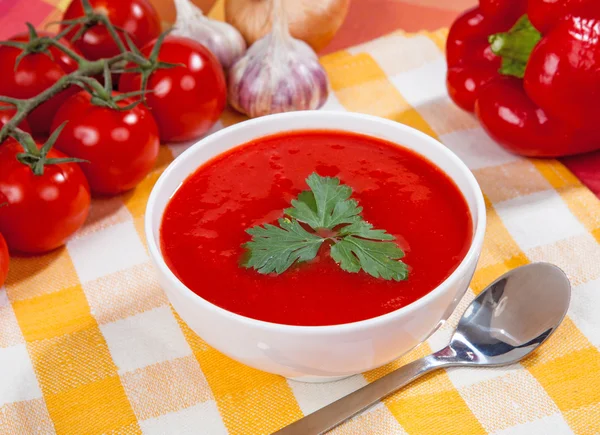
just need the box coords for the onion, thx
[225,0,350,52]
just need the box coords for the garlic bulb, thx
[172,0,247,70]
[225,0,350,52]
[228,0,329,118]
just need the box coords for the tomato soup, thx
[160,131,472,326]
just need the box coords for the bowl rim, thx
[145,111,486,334]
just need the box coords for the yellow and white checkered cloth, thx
[1,29,599,435]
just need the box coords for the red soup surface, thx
[161,131,472,326]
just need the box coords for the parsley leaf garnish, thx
[330,237,407,281]
[243,218,324,274]
[286,173,362,229]
[242,173,409,281]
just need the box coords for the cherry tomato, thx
[0,102,31,133]
[0,31,80,135]
[62,0,161,60]
[0,232,8,288]
[119,36,226,142]
[52,90,160,195]
[0,140,91,254]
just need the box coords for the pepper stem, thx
[489,15,542,79]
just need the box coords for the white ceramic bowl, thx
[146,111,486,382]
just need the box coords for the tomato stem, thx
[10,128,38,155]
[0,50,140,143]
[55,0,128,55]
[0,96,23,108]
[46,37,86,64]
[25,22,39,40]
[12,122,87,176]
[98,15,127,54]
[0,13,175,155]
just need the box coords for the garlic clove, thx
[172,0,247,70]
[228,0,329,118]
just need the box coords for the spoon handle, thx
[273,352,449,435]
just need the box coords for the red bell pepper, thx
[447,0,600,157]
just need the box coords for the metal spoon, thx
[274,262,571,435]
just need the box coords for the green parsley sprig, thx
[242,173,409,281]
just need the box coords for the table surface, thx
[0,0,598,197]
[0,4,598,434]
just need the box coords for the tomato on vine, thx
[0,27,81,135]
[0,103,31,133]
[61,0,161,60]
[0,129,91,254]
[52,87,160,195]
[119,35,227,142]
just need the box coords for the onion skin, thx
[148,0,216,22]
[225,0,350,52]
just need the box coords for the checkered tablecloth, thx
[1,26,600,434]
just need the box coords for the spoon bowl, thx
[275,263,571,434]
[448,262,571,367]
